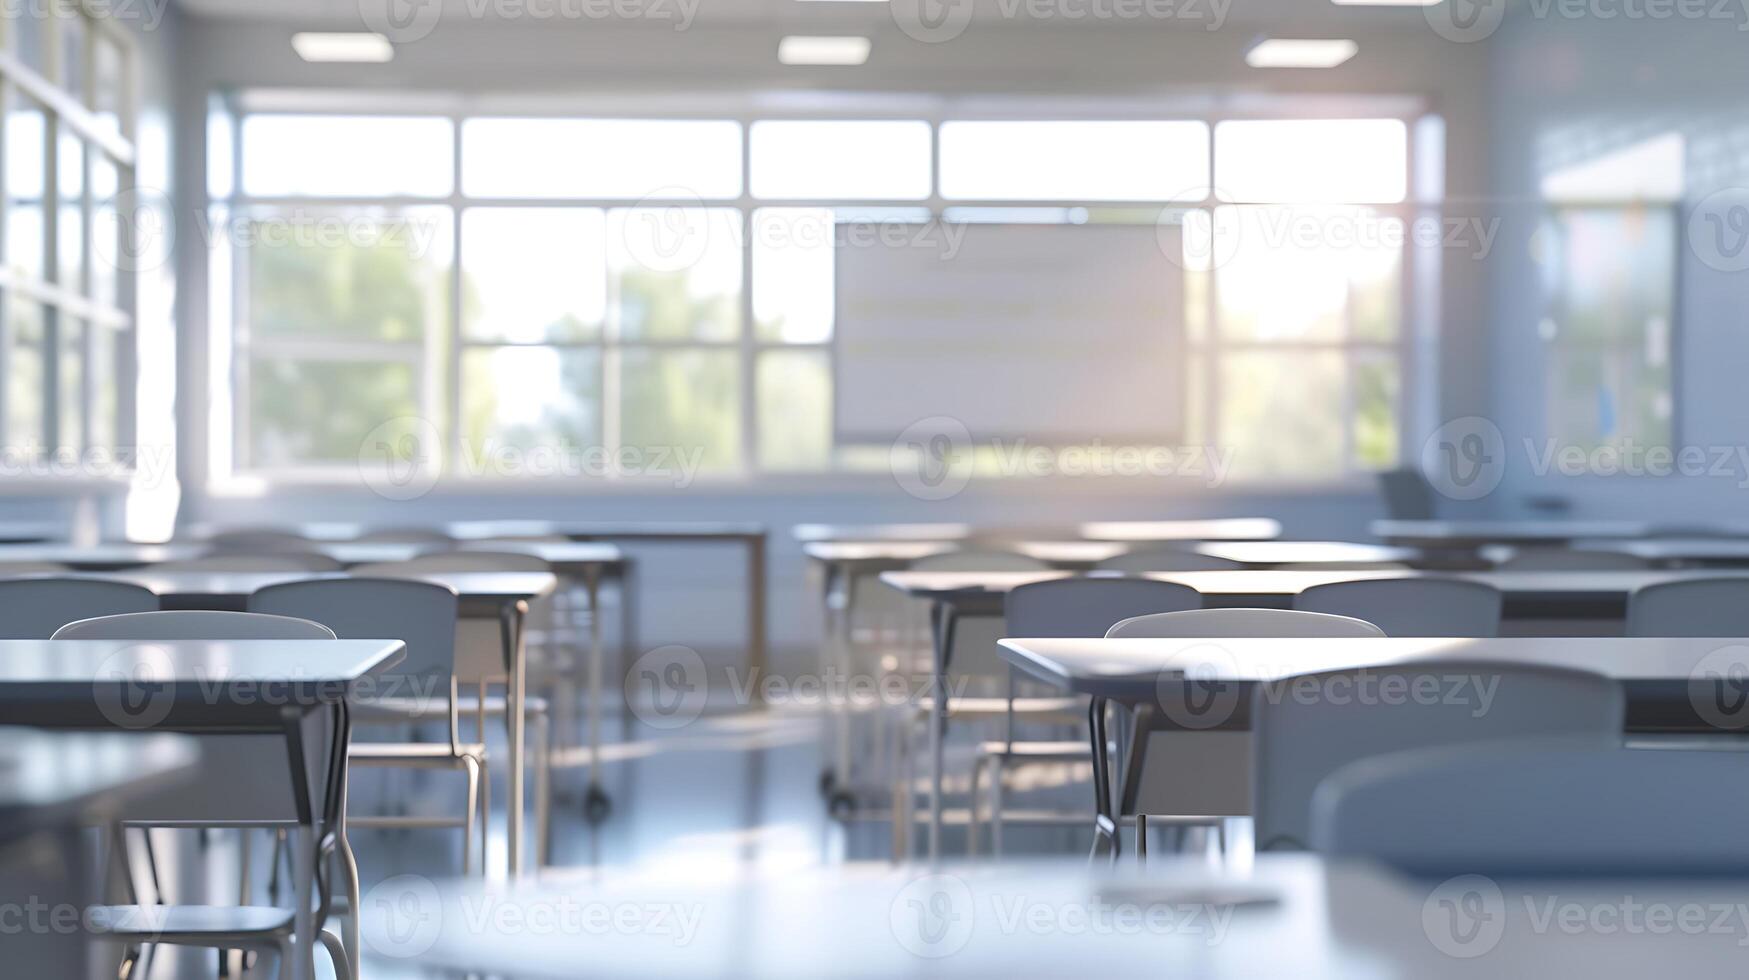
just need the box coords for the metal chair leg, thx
[461,755,480,875]
[534,710,552,868]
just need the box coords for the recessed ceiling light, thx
[291,32,395,63]
[1245,38,1358,68]
[778,36,872,66]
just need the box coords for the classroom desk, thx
[26,568,557,879]
[1579,537,1749,566]
[367,856,1749,979]
[0,638,404,980]
[794,518,1283,545]
[1371,519,1659,549]
[1192,540,1421,567]
[0,520,62,544]
[0,729,200,978]
[997,635,1749,852]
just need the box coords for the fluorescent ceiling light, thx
[291,33,395,63]
[778,36,872,66]
[1245,38,1358,68]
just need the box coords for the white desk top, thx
[1581,538,1749,562]
[1194,541,1419,566]
[374,856,1749,979]
[997,635,1746,701]
[1078,518,1282,542]
[55,569,558,602]
[801,541,959,564]
[793,520,1282,545]
[1372,519,1656,544]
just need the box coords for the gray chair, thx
[0,578,158,638]
[1255,661,1623,853]
[354,527,456,547]
[1099,608,1385,861]
[159,553,345,573]
[250,578,490,875]
[1095,549,1245,573]
[1626,578,1749,636]
[0,561,71,575]
[1498,547,1650,570]
[204,527,315,554]
[52,609,351,980]
[971,577,1205,855]
[1294,578,1504,637]
[1312,737,1749,876]
[1377,467,1436,520]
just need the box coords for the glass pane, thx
[752,208,833,343]
[240,115,454,197]
[246,358,419,467]
[757,348,831,470]
[90,156,119,307]
[1214,206,1403,344]
[6,297,45,451]
[58,131,84,291]
[607,208,741,342]
[461,208,604,342]
[1217,350,1344,479]
[246,207,452,341]
[618,348,740,472]
[461,346,601,459]
[93,35,125,136]
[5,93,47,282]
[1352,355,1399,469]
[939,121,1209,201]
[1215,119,1407,204]
[89,322,117,450]
[749,121,931,200]
[13,9,46,76]
[461,118,742,199]
[1541,207,1676,450]
[57,317,83,453]
[59,14,84,103]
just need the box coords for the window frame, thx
[211,98,1426,490]
[0,2,138,476]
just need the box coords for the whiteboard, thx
[833,221,1185,444]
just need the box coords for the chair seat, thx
[89,904,293,939]
[350,741,485,762]
[352,694,548,723]
[977,740,1091,760]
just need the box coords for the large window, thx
[1,6,136,467]
[213,105,1418,484]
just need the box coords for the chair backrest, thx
[53,610,335,640]
[355,527,456,546]
[0,578,158,639]
[351,551,549,575]
[1312,738,1749,876]
[160,553,345,573]
[1006,578,1203,638]
[1254,661,1623,852]
[1625,578,1749,636]
[910,550,1050,573]
[248,578,458,693]
[1498,547,1649,570]
[1095,548,1245,573]
[1293,578,1503,637]
[205,527,313,553]
[1377,467,1436,520]
[1107,607,1385,639]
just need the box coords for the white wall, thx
[168,13,1497,663]
[1486,14,1749,518]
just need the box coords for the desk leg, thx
[748,533,768,704]
[927,601,957,862]
[584,565,610,823]
[501,600,529,879]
